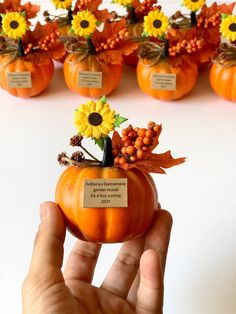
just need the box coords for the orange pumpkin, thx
[137,56,198,101]
[123,22,143,67]
[210,63,236,102]
[63,53,123,98]
[0,52,54,97]
[55,165,157,243]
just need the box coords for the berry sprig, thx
[168,36,204,57]
[197,11,221,29]
[76,0,92,11]
[23,31,60,55]
[95,28,129,52]
[134,0,161,20]
[113,122,161,166]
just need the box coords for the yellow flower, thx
[220,15,236,42]
[74,100,116,139]
[71,10,97,37]
[2,12,28,39]
[51,0,72,10]
[182,0,205,12]
[113,0,133,6]
[143,10,169,38]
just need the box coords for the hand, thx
[22,201,172,314]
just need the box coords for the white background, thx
[1,1,236,314]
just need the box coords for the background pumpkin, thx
[0,52,54,97]
[209,63,236,102]
[137,56,198,101]
[55,165,157,243]
[63,53,123,98]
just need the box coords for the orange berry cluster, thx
[113,122,161,166]
[95,28,129,52]
[24,32,59,54]
[197,12,221,29]
[169,37,204,56]
[76,0,92,11]
[135,0,161,20]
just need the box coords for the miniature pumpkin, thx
[209,63,236,102]
[55,164,157,243]
[0,52,54,97]
[137,56,198,101]
[63,53,123,98]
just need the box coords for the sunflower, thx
[51,0,72,10]
[220,15,236,42]
[71,10,97,37]
[182,0,205,12]
[112,0,133,6]
[1,12,28,39]
[143,10,169,38]
[74,100,116,139]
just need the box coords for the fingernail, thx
[40,203,48,221]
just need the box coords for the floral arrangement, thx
[58,96,185,172]
[167,1,236,66]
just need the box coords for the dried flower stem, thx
[61,156,101,167]
[80,145,100,161]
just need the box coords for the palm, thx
[22,203,172,314]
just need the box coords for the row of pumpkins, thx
[0,46,233,102]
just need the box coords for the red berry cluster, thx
[197,12,221,29]
[135,0,161,20]
[113,122,161,166]
[169,37,204,56]
[24,31,60,54]
[95,28,129,52]
[76,0,92,11]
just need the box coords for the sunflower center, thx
[229,23,236,32]
[80,20,89,29]
[153,19,162,29]
[88,112,103,126]
[10,20,19,29]
[191,0,199,2]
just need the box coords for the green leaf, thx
[221,13,229,19]
[114,114,128,128]
[142,30,149,37]
[93,138,105,150]
[100,95,107,104]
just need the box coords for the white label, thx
[83,178,128,208]
[152,73,176,90]
[7,72,32,88]
[78,71,102,88]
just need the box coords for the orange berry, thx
[135,138,143,148]
[119,156,127,165]
[138,128,146,138]
[136,149,144,159]
[114,156,120,164]
[121,147,127,155]
[126,145,136,155]
[122,135,129,142]
[145,129,153,138]
[130,156,137,162]
[148,121,156,129]
[143,137,153,145]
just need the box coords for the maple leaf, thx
[199,2,235,19]
[73,0,111,22]
[119,151,186,174]
[112,131,123,152]
[0,0,39,20]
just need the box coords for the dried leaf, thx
[112,131,123,152]
[0,0,40,20]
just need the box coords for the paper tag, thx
[151,73,176,90]
[83,178,128,208]
[78,71,102,88]
[7,72,32,88]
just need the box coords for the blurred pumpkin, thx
[0,52,54,97]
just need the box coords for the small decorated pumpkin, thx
[123,22,143,67]
[137,54,198,101]
[209,14,236,102]
[0,52,54,98]
[55,97,185,243]
[210,62,236,102]
[63,13,136,98]
[64,53,123,98]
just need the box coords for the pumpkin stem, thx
[161,38,169,58]
[129,6,137,24]
[190,11,197,26]
[87,37,96,55]
[101,136,114,167]
[17,39,25,57]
